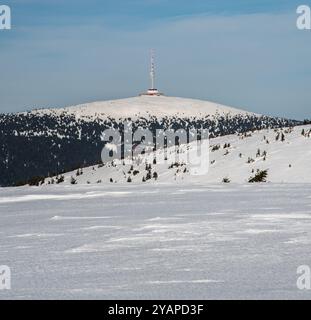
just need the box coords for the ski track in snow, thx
[1,183,311,299]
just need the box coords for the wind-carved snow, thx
[1,183,311,299]
[0,191,132,204]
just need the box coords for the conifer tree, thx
[70,176,77,185]
[248,169,268,183]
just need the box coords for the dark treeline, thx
[0,111,302,186]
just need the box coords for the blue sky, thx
[1,0,310,119]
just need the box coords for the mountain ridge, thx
[0,95,303,187]
[25,95,256,120]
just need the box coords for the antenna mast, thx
[139,49,163,96]
[150,49,155,90]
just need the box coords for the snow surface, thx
[28,96,254,120]
[45,125,311,185]
[0,183,311,299]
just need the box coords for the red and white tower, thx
[140,49,163,96]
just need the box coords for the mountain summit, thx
[30,95,253,120]
[0,95,302,187]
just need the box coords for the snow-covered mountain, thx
[43,125,311,185]
[0,95,304,187]
[28,95,254,120]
